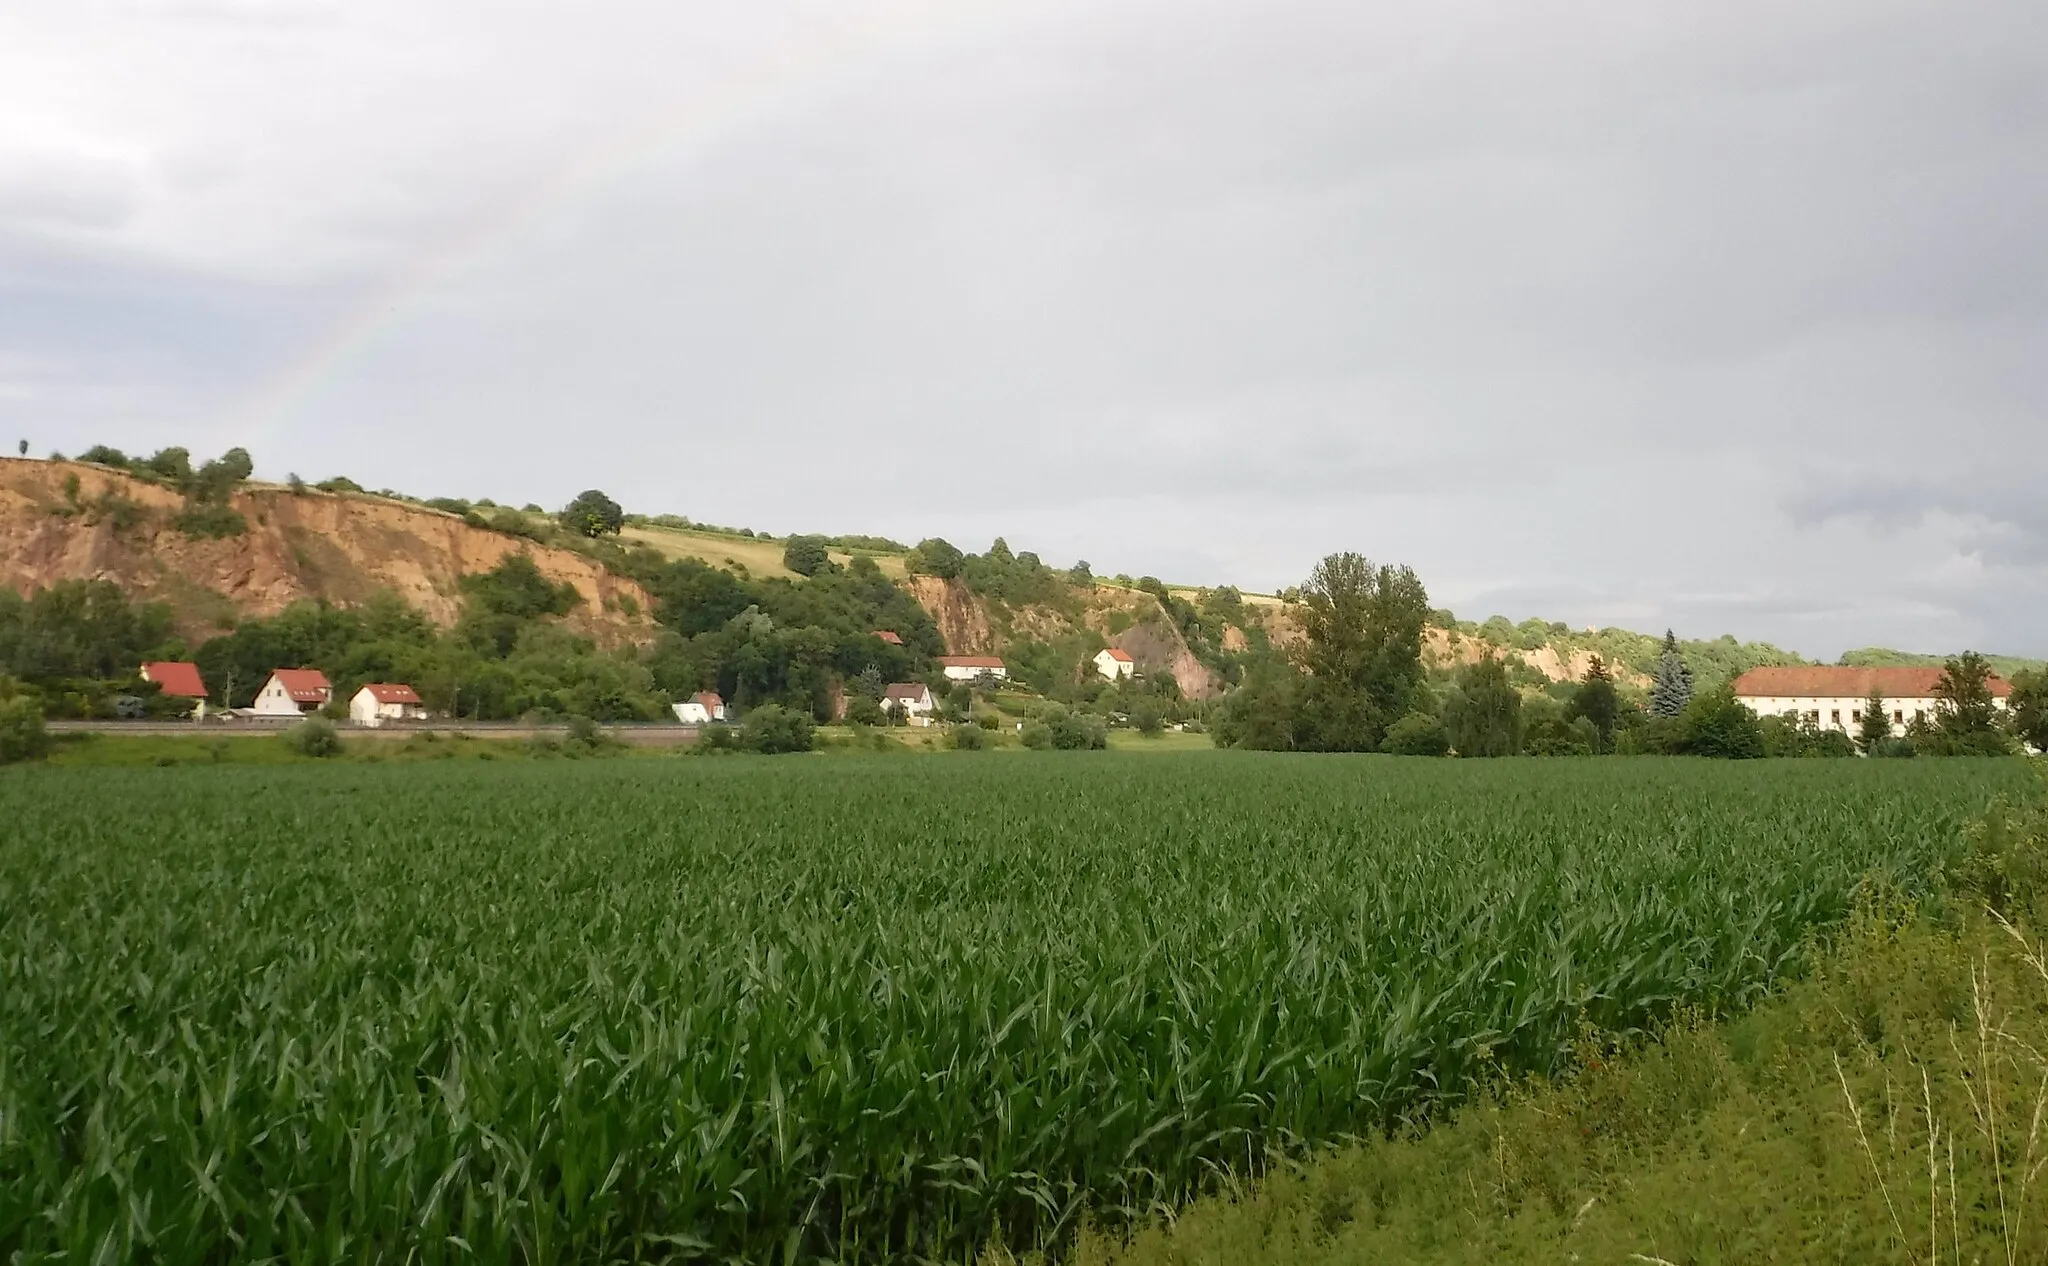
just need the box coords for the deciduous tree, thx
[1291,552,1430,751]
[559,489,624,537]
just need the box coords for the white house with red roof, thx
[672,691,727,725]
[937,655,1007,682]
[349,683,427,727]
[139,661,210,715]
[1093,647,1136,681]
[252,668,333,717]
[883,682,936,723]
[1732,665,2011,738]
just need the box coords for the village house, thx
[672,691,727,724]
[938,656,1008,683]
[1731,665,2012,738]
[883,682,936,724]
[1093,647,1136,681]
[251,669,333,718]
[139,661,209,716]
[873,630,904,646]
[349,683,427,728]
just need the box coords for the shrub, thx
[172,503,248,539]
[316,476,363,494]
[781,536,832,577]
[1044,705,1108,751]
[0,695,52,764]
[845,695,884,727]
[1020,720,1053,749]
[282,716,342,759]
[947,723,989,751]
[1380,711,1451,757]
[741,704,814,755]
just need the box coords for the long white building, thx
[1731,666,2012,737]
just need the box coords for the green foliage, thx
[170,502,248,539]
[740,702,815,753]
[0,759,2030,1263]
[845,694,885,726]
[2011,668,2048,753]
[0,580,180,683]
[559,489,624,538]
[315,476,363,494]
[910,537,964,579]
[1673,685,1766,759]
[1758,712,1858,758]
[281,716,341,758]
[1649,629,1695,718]
[1566,654,1620,751]
[1380,711,1450,757]
[0,690,51,764]
[1212,660,1301,751]
[1130,696,1166,735]
[1520,694,1596,756]
[1856,687,1892,754]
[1071,807,2048,1265]
[1020,719,1053,749]
[1291,553,1430,752]
[1920,650,2016,756]
[946,721,990,750]
[1038,702,1108,749]
[1445,652,1520,757]
[781,534,833,576]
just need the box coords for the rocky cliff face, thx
[0,459,654,644]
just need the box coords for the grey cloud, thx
[5,0,2048,658]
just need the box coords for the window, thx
[1852,710,1862,723]
[1808,710,1820,724]
[1915,709,1926,723]
[1830,710,1841,726]
[1894,710,1904,725]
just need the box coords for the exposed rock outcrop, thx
[0,459,654,645]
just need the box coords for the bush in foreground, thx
[740,703,814,754]
[0,692,52,764]
[281,716,341,758]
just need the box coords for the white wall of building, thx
[252,675,312,717]
[1094,650,1134,681]
[1735,693,2007,736]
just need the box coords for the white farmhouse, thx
[1731,666,2011,738]
[1093,647,1135,681]
[883,682,936,722]
[349,683,427,727]
[938,656,1008,683]
[252,669,333,718]
[672,691,727,725]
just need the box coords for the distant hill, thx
[1838,646,2046,681]
[5,455,2035,694]
[0,458,652,646]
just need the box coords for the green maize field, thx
[1,755,2034,1263]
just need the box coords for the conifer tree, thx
[1854,688,1891,754]
[1567,654,1621,752]
[1649,630,1694,718]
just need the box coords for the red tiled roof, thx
[140,661,207,698]
[270,668,333,701]
[693,691,723,709]
[873,630,904,645]
[884,683,930,701]
[1102,648,1134,662]
[1732,665,2012,700]
[937,656,1006,669]
[360,683,421,704]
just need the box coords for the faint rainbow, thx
[235,2,1028,448]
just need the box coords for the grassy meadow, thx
[0,755,2035,1262]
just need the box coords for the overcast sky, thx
[3,0,2044,658]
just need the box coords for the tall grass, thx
[0,755,2030,1262]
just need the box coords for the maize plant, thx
[0,754,2029,1262]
